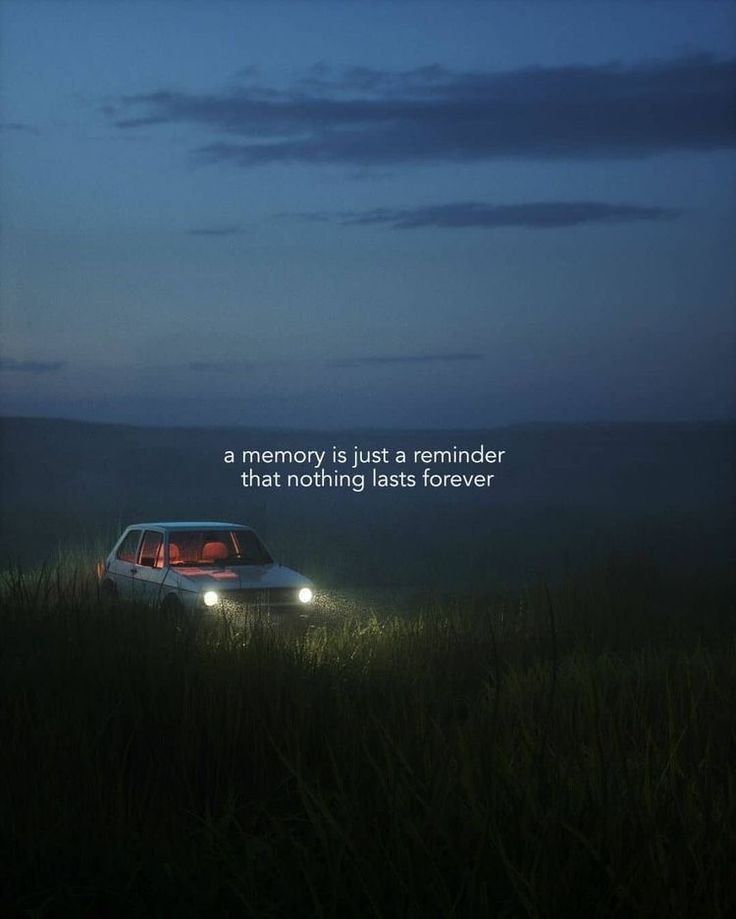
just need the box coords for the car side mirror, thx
[140,556,156,568]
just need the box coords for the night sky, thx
[1,2,734,428]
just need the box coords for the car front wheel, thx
[160,593,183,616]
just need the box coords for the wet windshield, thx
[168,529,272,567]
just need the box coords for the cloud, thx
[108,54,736,165]
[0,121,37,134]
[0,358,65,374]
[186,225,243,236]
[296,200,679,230]
[331,352,483,367]
[188,359,254,372]
[276,210,332,224]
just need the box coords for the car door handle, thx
[130,568,137,574]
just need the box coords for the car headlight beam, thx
[298,587,314,604]
[203,590,219,607]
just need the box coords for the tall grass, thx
[1,561,734,917]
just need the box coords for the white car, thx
[99,521,315,615]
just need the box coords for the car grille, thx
[223,587,300,608]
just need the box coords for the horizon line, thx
[1,413,734,434]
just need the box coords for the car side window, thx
[139,530,164,568]
[116,529,142,562]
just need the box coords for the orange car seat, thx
[201,541,227,562]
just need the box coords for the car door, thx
[131,529,167,606]
[107,528,143,599]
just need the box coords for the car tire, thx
[160,593,183,616]
[100,579,117,600]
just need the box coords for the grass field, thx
[2,560,734,918]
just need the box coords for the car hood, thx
[172,564,312,591]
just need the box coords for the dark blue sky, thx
[1,1,734,427]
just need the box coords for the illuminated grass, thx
[1,563,734,917]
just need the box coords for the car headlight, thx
[298,587,314,604]
[203,590,219,607]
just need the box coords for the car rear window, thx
[116,529,142,562]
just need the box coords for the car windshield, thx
[168,529,272,567]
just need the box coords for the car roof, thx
[126,521,251,531]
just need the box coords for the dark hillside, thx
[1,417,733,587]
